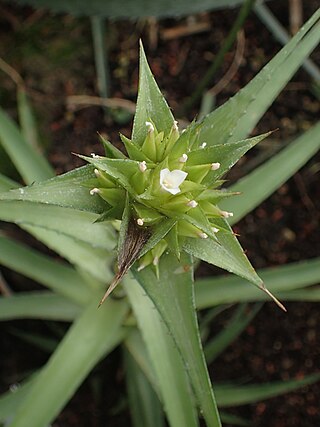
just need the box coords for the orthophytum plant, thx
[80,43,284,310]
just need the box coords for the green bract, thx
[80,43,276,305]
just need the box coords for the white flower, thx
[139,161,147,172]
[160,168,188,195]
[90,188,100,195]
[198,232,208,239]
[221,210,234,218]
[211,162,221,170]
[145,121,154,132]
[187,200,198,208]
[179,153,188,163]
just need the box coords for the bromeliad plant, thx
[0,10,320,427]
[79,44,282,308]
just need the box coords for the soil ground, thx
[0,1,319,426]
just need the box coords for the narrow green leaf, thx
[221,122,320,223]
[10,329,58,353]
[0,234,91,305]
[220,412,250,426]
[132,41,174,146]
[0,378,34,423]
[9,0,256,19]
[183,218,262,288]
[195,257,320,309]
[0,164,107,213]
[0,201,115,251]
[0,107,54,184]
[188,132,271,182]
[8,299,128,427]
[133,253,222,427]
[124,348,165,427]
[199,9,320,145]
[17,88,41,151]
[0,292,80,321]
[124,275,199,427]
[215,374,320,407]
[204,303,262,363]
[0,173,19,191]
[99,133,126,159]
[21,224,114,283]
[78,155,138,193]
[138,218,176,258]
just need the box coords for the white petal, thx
[169,169,188,187]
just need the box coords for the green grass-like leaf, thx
[221,122,320,223]
[0,107,54,184]
[132,42,175,146]
[125,276,200,427]
[132,253,222,427]
[0,292,80,321]
[8,299,128,427]
[199,9,320,145]
[195,257,320,309]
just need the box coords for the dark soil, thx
[0,1,319,427]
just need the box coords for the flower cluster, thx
[83,118,236,274]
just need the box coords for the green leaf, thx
[11,0,250,18]
[9,329,58,353]
[199,9,320,145]
[138,218,176,258]
[0,107,54,184]
[17,88,41,151]
[132,253,222,427]
[215,374,320,407]
[0,172,19,191]
[21,224,114,283]
[183,217,262,288]
[124,275,200,427]
[78,155,138,193]
[204,303,262,363]
[188,132,272,183]
[0,201,115,250]
[8,299,128,427]
[124,347,165,427]
[195,257,320,309]
[132,42,174,146]
[0,292,80,321]
[0,234,91,305]
[99,133,126,159]
[0,378,34,423]
[0,165,107,213]
[221,122,320,223]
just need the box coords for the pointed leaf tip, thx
[260,283,287,312]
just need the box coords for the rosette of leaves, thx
[80,42,283,309]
